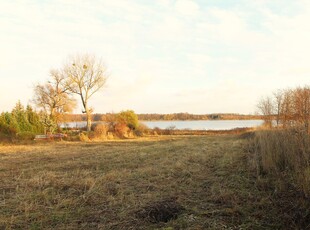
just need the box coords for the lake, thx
[143,120,263,130]
[61,120,264,130]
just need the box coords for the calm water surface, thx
[143,120,263,130]
[62,120,263,130]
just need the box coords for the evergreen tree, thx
[0,102,45,136]
[26,105,44,133]
[11,101,32,132]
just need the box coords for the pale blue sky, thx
[1,0,310,114]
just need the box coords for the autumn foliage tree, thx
[33,69,76,125]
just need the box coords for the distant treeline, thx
[137,113,262,121]
[62,113,263,122]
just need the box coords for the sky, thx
[1,0,310,114]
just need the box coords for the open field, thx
[0,135,308,229]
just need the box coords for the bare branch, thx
[63,54,108,131]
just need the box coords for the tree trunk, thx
[86,111,92,132]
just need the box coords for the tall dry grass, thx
[248,128,310,196]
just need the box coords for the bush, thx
[0,132,12,142]
[79,132,90,142]
[114,123,130,138]
[116,110,139,130]
[153,127,161,135]
[94,123,108,136]
[134,122,150,137]
[165,125,176,135]
[16,131,36,141]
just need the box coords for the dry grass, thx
[0,135,308,229]
[247,129,310,229]
[248,129,310,195]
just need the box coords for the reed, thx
[248,128,310,196]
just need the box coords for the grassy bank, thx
[0,135,308,229]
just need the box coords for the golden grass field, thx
[0,135,307,229]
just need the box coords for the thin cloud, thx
[0,0,310,113]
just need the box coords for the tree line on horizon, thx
[61,112,263,122]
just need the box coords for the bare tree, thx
[33,69,76,125]
[280,89,294,128]
[257,96,274,127]
[259,86,310,132]
[292,86,310,132]
[273,90,283,127]
[64,54,107,132]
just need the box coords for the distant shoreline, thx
[62,113,264,122]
